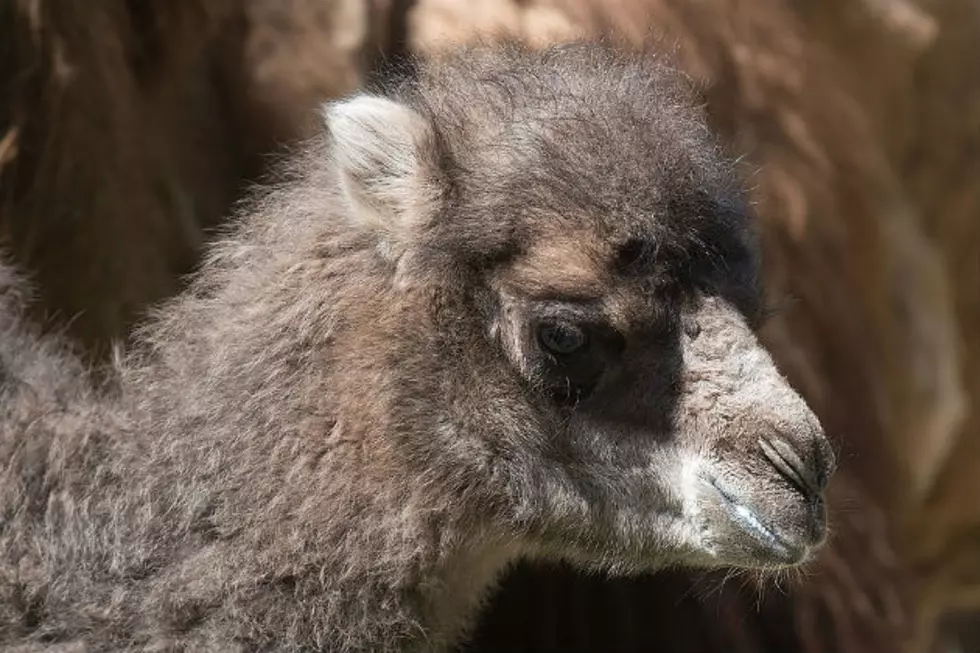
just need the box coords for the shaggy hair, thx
[1,42,832,652]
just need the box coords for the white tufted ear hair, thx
[324,95,445,259]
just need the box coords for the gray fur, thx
[1,42,835,652]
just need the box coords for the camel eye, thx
[538,322,588,356]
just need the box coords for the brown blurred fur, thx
[0,0,384,361]
[798,1,980,641]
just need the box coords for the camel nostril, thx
[758,435,825,498]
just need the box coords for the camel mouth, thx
[705,474,813,566]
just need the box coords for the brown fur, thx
[0,0,382,361]
[799,1,980,642]
[1,43,834,652]
[0,0,238,358]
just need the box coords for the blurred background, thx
[1,0,978,651]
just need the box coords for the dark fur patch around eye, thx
[533,319,626,408]
[538,322,589,356]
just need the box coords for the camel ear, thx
[324,95,444,257]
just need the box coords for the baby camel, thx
[0,42,835,652]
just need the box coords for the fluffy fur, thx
[1,43,833,652]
